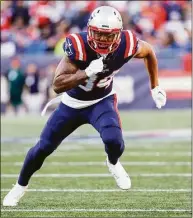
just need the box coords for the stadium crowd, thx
[1,0,192,115]
[1,0,192,57]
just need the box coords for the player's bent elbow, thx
[52,84,61,94]
[52,81,66,94]
[53,83,70,94]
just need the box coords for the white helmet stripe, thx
[71,34,83,61]
[127,30,134,57]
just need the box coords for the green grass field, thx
[1,110,192,217]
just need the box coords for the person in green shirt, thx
[6,56,27,114]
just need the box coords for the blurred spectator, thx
[29,1,65,26]
[1,1,16,57]
[1,1,12,31]
[1,0,191,56]
[11,0,30,27]
[164,18,189,47]
[6,56,27,115]
[0,0,191,116]
[24,63,44,114]
[140,1,167,31]
[70,1,97,31]
[160,32,181,49]
[163,0,183,21]
[25,63,40,94]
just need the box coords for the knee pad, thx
[101,127,125,155]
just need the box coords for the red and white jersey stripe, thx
[68,33,86,61]
[124,30,138,59]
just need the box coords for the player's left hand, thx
[151,86,167,109]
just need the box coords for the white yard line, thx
[1,188,191,192]
[1,173,191,178]
[1,151,191,157]
[1,209,191,212]
[1,161,191,166]
[53,151,192,157]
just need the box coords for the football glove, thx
[151,86,167,109]
[85,57,104,77]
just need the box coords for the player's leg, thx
[18,103,85,186]
[88,94,131,190]
[88,94,124,164]
[3,102,85,206]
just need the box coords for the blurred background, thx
[0,0,192,115]
[1,2,192,216]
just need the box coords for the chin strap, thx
[109,44,113,52]
[93,41,97,49]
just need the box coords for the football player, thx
[3,6,166,206]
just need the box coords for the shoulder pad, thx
[123,30,139,58]
[63,33,87,61]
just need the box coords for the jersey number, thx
[79,75,113,92]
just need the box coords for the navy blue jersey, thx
[63,31,138,100]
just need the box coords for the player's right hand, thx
[85,57,104,77]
